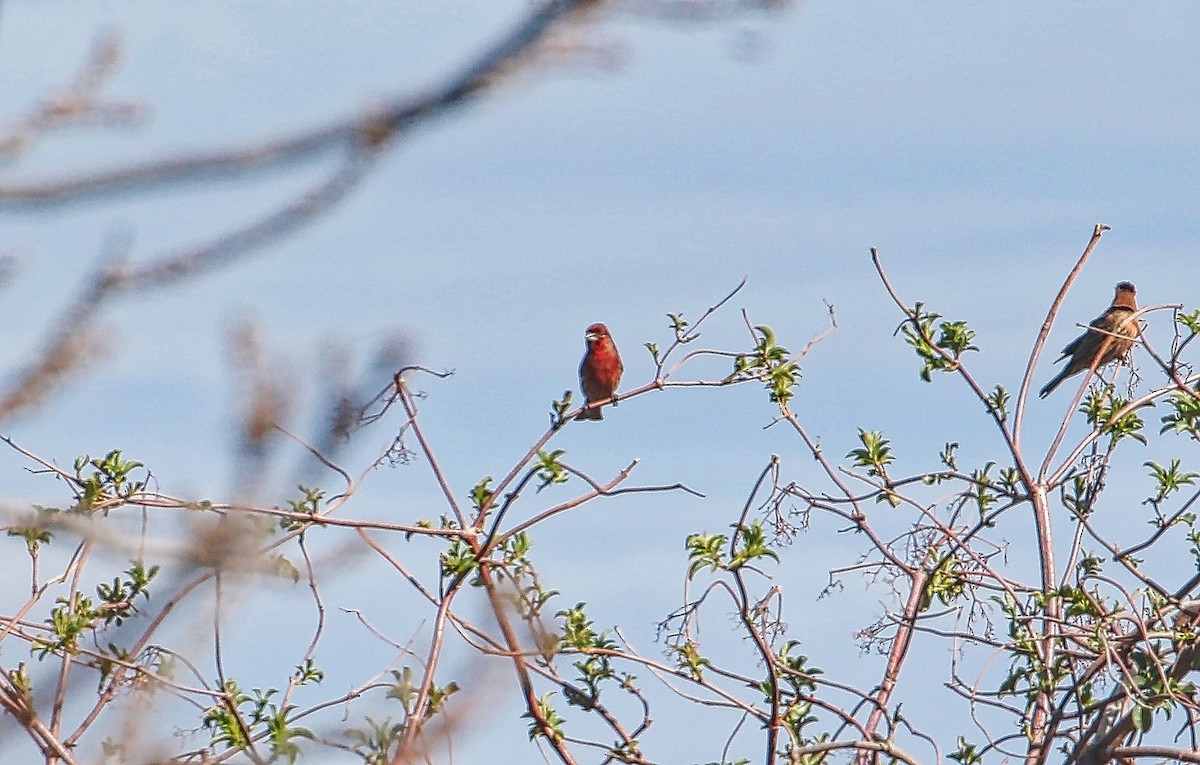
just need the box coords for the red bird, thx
[577,323,623,421]
[1039,281,1139,398]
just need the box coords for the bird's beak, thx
[585,332,600,342]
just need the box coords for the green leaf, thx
[1132,703,1153,733]
[685,533,727,579]
[523,693,565,741]
[534,450,569,492]
[896,303,979,381]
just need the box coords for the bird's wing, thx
[1060,310,1118,354]
[1056,331,1088,361]
[1090,309,1119,331]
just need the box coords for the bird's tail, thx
[1039,369,1070,399]
[575,406,603,421]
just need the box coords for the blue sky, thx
[2,2,1199,762]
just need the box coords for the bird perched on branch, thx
[577,323,623,420]
[1039,281,1139,399]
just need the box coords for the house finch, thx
[1039,281,1139,399]
[577,322,623,421]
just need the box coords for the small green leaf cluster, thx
[761,641,821,697]
[440,531,478,580]
[1063,474,1097,519]
[469,476,494,513]
[501,531,559,620]
[1055,584,1106,619]
[1076,550,1105,577]
[994,587,1122,718]
[847,429,900,507]
[523,692,566,742]
[272,553,302,583]
[1177,308,1200,335]
[96,561,159,627]
[202,680,313,763]
[1127,647,1197,733]
[685,521,779,579]
[280,485,326,531]
[671,639,709,680]
[949,736,984,764]
[1174,308,1200,338]
[939,442,958,471]
[644,312,698,368]
[34,562,158,657]
[757,642,828,765]
[550,389,574,426]
[294,657,324,686]
[1160,386,1200,438]
[72,450,147,513]
[345,716,405,765]
[731,326,801,406]
[7,663,31,698]
[607,738,645,763]
[385,666,459,718]
[898,303,978,382]
[667,312,691,340]
[1144,459,1199,507]
[535,450,569,492]
[920,554,966,612]
[967,464,1001,516]
[985,384,1010,421]
[555,603,623,711]
[6,524,53,555]
[1081,389,1147,445]
[643,341,660,366]
[995,594,1069,705]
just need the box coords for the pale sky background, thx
[1,2,1199,763]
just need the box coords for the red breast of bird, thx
[577,323,623,420]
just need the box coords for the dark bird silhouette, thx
[577,323,623,420]
[1039,281,1139,399]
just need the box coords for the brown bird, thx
[577,323,623,420]
[1039,281,1139,399]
